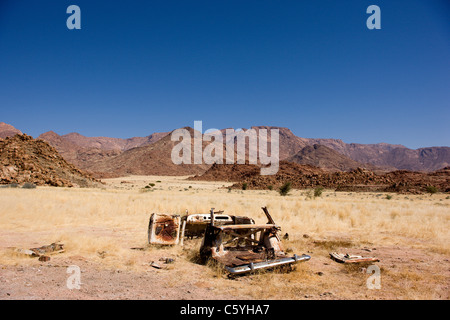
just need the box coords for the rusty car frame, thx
[182,211,255,239]
[199,207,310,275]
[148,211,255,245]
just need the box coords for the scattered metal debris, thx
[130,247,145,251]
[200,207,310,275]
[30,243,64,256]
[15,243,64,258]
[329,252,380,264]
[15,248,39,257]
[14,243,64,262]
[150,261,163,269]
[159,257,175,264]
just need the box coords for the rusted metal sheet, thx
[329,252,380,264]
[148,213,181,245]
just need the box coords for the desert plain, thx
[0,175,449,300]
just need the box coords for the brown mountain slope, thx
[37,131,122,170]
[287,144,372,172]
[0,122,22,139]
[38,131,170,171]
[0,134,100,187]
[88,128,212,177]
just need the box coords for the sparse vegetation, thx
[267,185,273,191]
[22,183,36,189]
[425,186,438,195]
[279,182,292,196]
[242,183,248,190]
[314,186,324,198]
[386,194,393,200]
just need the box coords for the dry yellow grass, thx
[0,175,449,299]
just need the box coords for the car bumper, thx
[224,254,311,274]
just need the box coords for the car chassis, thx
[200,207,310,275]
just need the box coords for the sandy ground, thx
[0,175,449,300]
[1,240,448,300]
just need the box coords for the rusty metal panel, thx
[148,213,181,245]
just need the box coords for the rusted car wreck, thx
[147,207,310,275]
[199,207,310,275]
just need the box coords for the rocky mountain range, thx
[1,122,449,178]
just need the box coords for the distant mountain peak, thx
[0,122,22,139]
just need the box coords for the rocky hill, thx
[0,134,100,187]
[192,160,449,194]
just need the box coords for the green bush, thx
[386,194,393,200]
[425,186,438,195]
[267,185,273,191]
[314,186,324,198]
[279,182,292,196]
[242,183,248,190]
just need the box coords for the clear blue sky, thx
[1,0,449,149]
